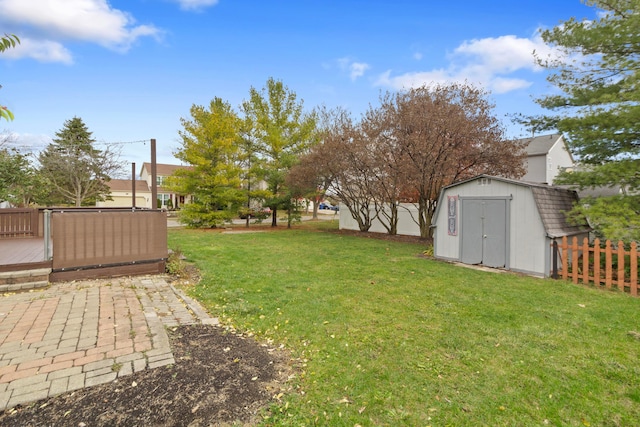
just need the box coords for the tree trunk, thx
[271,209,277,227]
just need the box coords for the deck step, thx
[0,268,51,292]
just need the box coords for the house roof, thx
[515,133,563,156]
[106,179,150,192]
[435,174,591,238]
[140,163,192,177]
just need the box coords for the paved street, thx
[0,276,216,411]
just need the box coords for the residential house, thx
[97,163,192,209]
[97,179,151,208]
[139,163,192,209]
[517,133,574,185]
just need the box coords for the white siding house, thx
[431,175,590,277]
[518,134,574,185]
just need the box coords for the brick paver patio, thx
[0,276,216,410]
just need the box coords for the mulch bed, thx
[0,325,291,426]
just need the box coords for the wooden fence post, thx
[605,240,613,289]
[582,237,589,284]
[631,242,638,297]
[562,236,569,280]
[552,240,558,279]
[617,241,625,292]
[572,237,579,284]
[594,238,601,287]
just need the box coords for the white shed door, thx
[460,199,507,268]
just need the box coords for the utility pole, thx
[151,139,157,210]
[131,162,136,208]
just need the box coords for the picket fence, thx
[552,236,639,296]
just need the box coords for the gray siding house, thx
[431,175,590,277]
[517,133,574,185]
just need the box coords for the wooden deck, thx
[0,238,52,272]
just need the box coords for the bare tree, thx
[324,110,381,231]
[287,106,342,220]
[289,84,524,237]
[377,83,525,238]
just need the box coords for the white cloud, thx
[2,132,51,154]
[349,62,370,81]
[337,57,371,81]
[171,0,220,11]
[490,76,533,93]
[1,38,73,64]
[0,0,161,62]
[375,32,562,94]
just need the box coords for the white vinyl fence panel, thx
[338,203,422,236]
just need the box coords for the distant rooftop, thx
[106,179,149,192]
[140,163,192,177]
[515,133,563,156]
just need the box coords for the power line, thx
[95,139,150,146]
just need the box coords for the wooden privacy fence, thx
[0,208,39,238]
[552,236,639,296]
[49,208,168,281]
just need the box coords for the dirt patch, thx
[329,228,432,245]
[0,325,292,426]
[179,222,432,246]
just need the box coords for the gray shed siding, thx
[433,179,548,276]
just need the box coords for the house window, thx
[478,178,492,186]
[158,193,170,208]
[156,176,165,186]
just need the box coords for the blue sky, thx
[0,0,596,172]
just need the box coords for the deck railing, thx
[0,208,39,238]
[51,208,167,269]
[552,236,639,297]
[50,208,167,280]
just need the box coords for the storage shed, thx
[431,175,590,277]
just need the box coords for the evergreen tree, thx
[38,117,122,206]
[168,98,245,227]
[528,0,640,241]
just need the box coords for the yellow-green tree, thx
[241,78,318,227]
[169,98,245,228]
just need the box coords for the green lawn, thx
[169,221,640,426]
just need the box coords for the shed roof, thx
[529,186,590,238]
[435,174,591,238]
